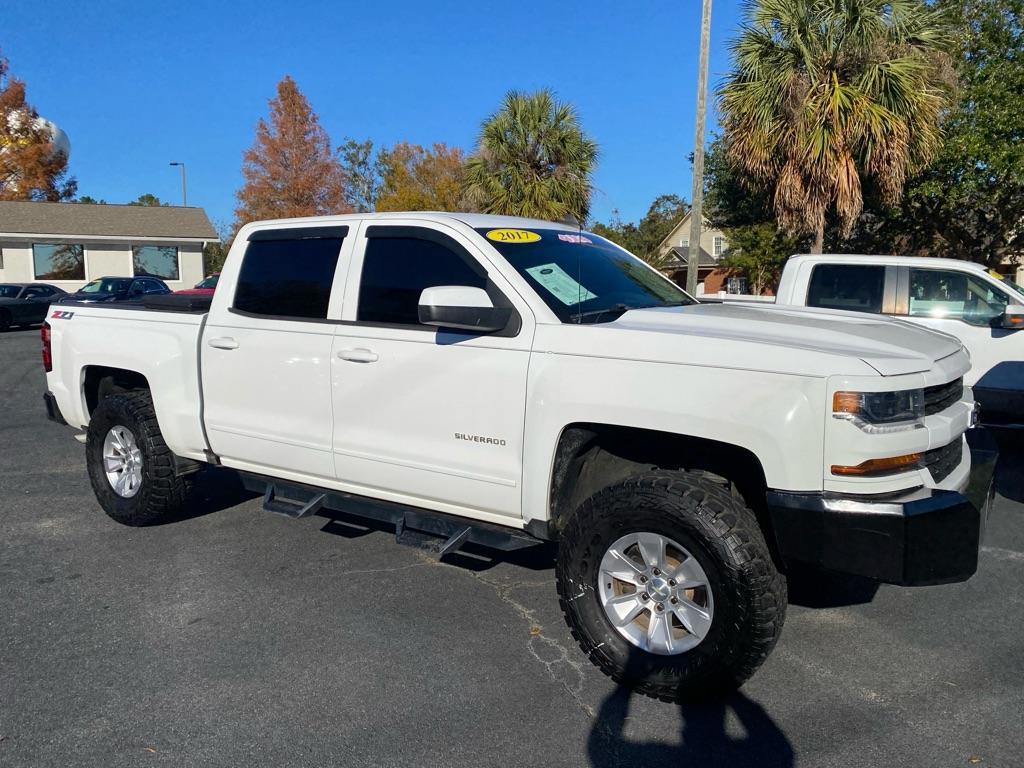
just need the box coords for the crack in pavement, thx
[434,561,597,718]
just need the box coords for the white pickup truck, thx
[775,254,1024,427]
[42,213,996,702]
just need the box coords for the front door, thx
[897,266,1024,421]
[201,225,352,481]
[330,221,533,524]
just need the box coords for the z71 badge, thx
[50,310,74,319]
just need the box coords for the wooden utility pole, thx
[686,0,712,296]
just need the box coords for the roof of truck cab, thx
[241,211,581,232]
[788,253,989,272]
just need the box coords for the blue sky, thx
[3,0,745,231]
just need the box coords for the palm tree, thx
[719,0,954,252]
[464,90,598,224]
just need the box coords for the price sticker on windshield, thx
[486,228,541,244]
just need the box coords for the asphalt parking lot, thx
[2,327,1023,768]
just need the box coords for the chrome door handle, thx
[337,347,379,363]
[207,337,239,350]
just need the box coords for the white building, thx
[0,201,218,291]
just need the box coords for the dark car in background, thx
[0,283,67,330]
[56,276,171,305]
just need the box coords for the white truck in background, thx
[773,254,1024,427]
[42,213,996,703]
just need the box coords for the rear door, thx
[201,226,353,481]
[330,220,534,523]
[803,262,897,315]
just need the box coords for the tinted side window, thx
[234,237,344,319]
[357,236,486,325]
[806,264,885,313]
[909,268,1009,326]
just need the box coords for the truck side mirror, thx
[418,286,510,333]
[1001,305,1024,330]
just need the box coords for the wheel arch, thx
[539,422,775,556]
[82,365,151,417]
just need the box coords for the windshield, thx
[993,271,1024,300]
[197,274,219,289]
[0,285,22,298]
[79,278,131,294]
[478,228,693,322]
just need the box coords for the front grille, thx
[924,439,963,483]
[924,377,963,416]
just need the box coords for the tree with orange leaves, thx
[376,142,469,212]
[0,53,76,201]
[234,76,350,228]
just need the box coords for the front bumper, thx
[43,391,68,426]
[766,429,998,586]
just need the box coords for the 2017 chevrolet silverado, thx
[42,213,996,702]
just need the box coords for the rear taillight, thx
[41,322,52,372]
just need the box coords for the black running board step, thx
[262,483,326,519]
[240,472,542,552]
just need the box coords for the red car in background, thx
[175,274,219,296]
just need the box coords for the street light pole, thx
[169,162,187,207]
[686,0,712,296]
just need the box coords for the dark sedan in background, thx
[55,276,171,305]
[0,283,67,330]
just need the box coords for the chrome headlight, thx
[833,389,925,433]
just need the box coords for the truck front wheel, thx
[86,390,192,526]
[556,470,786,702]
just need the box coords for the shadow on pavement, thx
[158,467,259,524]
[588,684,793,768]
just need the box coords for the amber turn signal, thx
[831,453,923,476]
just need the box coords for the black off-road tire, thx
[556,470,787,703]
[86,390,192,526]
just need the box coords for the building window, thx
[33,243,85,280]
[133,245,180,281]
[713,236,726,257]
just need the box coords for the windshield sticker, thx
[486,228,541,244]
[557,233,593,244]
[525,263,598,305]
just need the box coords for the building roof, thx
[665,245,717,268]
[0,201,218,242]
[655,210,717,254]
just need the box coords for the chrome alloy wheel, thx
[102,426,143,498]
[598,532,714,655]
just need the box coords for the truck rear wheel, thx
[556,470,786,702]
[86,390,192,526]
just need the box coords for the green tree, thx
[128,193,165,206]
[719,0,954,253]
[338,137,382,212]
[593,194,689,266]
[202,220,232,275]
[852,0,1024,267]
[75,195,107,204]
[719,223,803,294]
[464,90,598,223]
